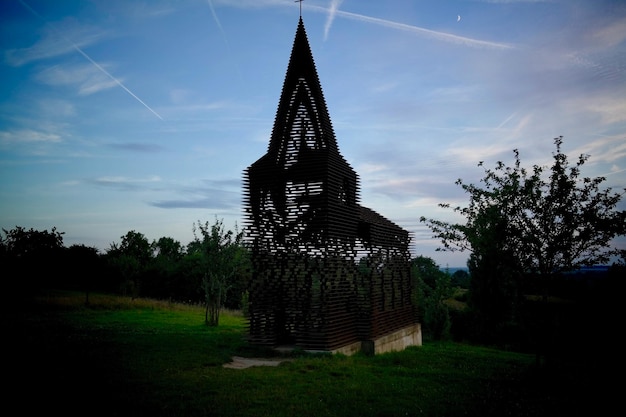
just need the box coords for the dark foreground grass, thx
[6,291,609,416]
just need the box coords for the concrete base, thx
[280,340,363,357]
[327,340,364,356]
[360,323,422,355]
[285,323,422,356]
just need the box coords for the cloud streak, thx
[5,27,104,66]
[217,0,513,49]
[207,0,227,41]
[150,179,241,209]
[36,63,119,95]
[90,175,162,191]
[323,0,343,41]
[307,3,515,49]
[70,45,163,120]
[107,143,165,153]
[18,0,163,120]
[0,129,62,144]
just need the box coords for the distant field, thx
[440,267,469,274]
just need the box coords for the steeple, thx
[268,17,339,166]
[243,17,416,353]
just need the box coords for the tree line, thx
[1,218,464,335]
[3,137,624,358]
[1,218,250,325]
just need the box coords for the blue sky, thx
[1,0,625,267]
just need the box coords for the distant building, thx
[243,17,420,354]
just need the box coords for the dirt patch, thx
[223,356,294,369]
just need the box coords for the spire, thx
[295,0,303,17]
[268,17,338,165]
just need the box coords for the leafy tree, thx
[65,244,101,304]
[175,251,207,303]
[143,237,186,300]
[421,137,626,354]
[107,230,153,299]
[411,256,444,293]
[450,269,470,288]
[1,226,65,292]
[423,137,624,295]
[152,237,184,260]
[411,256,452,340]
[116,230,153,264]
[1,226,64,255]
[191,218,248,326]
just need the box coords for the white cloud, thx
[36,63,120,95]
[573,135,626,165]
[358,163,387,174]
[587,16,626,49]
[91,175,162,191]
[479,0,553,3]
[5,20,107,66]
[587,99,626,125]
[0,129,62,144]
[37,99,76,117]
[211,0,287,9]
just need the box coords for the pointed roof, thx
[268,17,338,162]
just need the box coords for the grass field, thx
[6,291,608,416]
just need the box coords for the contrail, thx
[207,0,242,80]
[602,167,626,177]
[307,3,515,50]
[497,111,518,129]
[207,0,226,40]
[324,0,344,41]
[71,45,163,120]
[207,0,226,36]
[19,0,163,120]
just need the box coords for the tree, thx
[421,137,626,352]
[450,269,470,288]
[1,226,64,255]
[145,237,186,299]
[152,237,184,260]
[191,218,247,326]
[1,226,65,292]
[411,256,453,340]
[66,244,101,304]
[107,231,153,299]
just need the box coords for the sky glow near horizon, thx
[1,0,625,267]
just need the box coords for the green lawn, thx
[7,291,608,416]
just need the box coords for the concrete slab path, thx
[222,356,293,369]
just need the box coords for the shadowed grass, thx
[8,290,608,416]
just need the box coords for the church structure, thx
[243,17,421,354]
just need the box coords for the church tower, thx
[243,17,418,353]
[246,17,359,250]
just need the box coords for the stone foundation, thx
[298,323,422,356]
[360,323,422,355]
